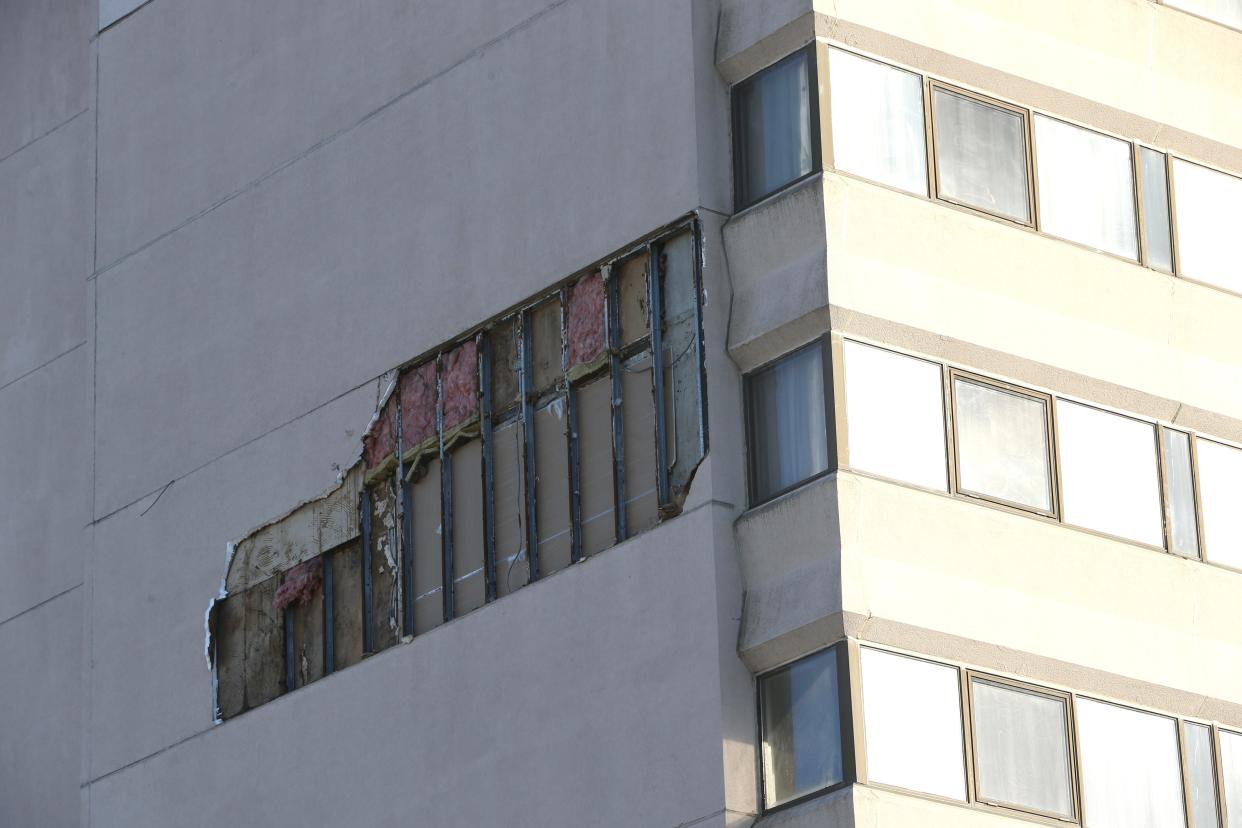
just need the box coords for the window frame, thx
[1180,719,1227,828]
[1165,156,1242,298]
[756,643,856,814]
[731,44,824,212]
[743,336,836,508]
[1157,424,1205,560]
[964,671,1081,823]
[928,80,1038,228]
[947,368,1060,520]
[1136,145,1177,274]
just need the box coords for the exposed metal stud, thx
[480,331,498,601]
[567,382,584,564]
[647,241,672,510]
[283,607,295,692]
[604,265,628,543]
[520,309,541,579]
[323,549,335,674]
[360,487,374,654]
[401,480,414,635]
[438,356,456,621]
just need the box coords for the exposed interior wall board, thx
[618,252,651,348]
[317,466,362,555]
[288,572,325,690]
[567,272,607,373]
[214,592,245,720]
[442,340,479,434]
[451,440,486,616]
[490,319,521,415]
[412,458,445,634]
[363,391,399,470]
[660,231,706,504]
[531,297,565,393]
[493,421,529,597]
[400,361,438,456]
[368,481,401,653]
[330,543,364,672]
[622,353,660,535]
[535,399,573,577]
[576,378,616,556]
[243,575,285,709]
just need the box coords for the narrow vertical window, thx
[859,647,967,801]
[969,678,1075,819]
[1185,723,1222,828]
[952,376,1053,514]
[1220,730,1242,828]
[1195,438,1242,569]
[1162,428,1201,558]
[1141,148,1174,273]
[827,48,928,196]
[759,647,845,808]
[842,340,947,491]
[1170,159,1242,294]
[733,48,817,209]
[1034,116,1138,260]
[1056,400,1162,547]
[932,87,1031,223]
[1076,698,1186,828]
[745,342,830,504]
[1164,0,1242,30]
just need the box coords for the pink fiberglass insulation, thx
[442,340,479,431]
[363,392,398,469]
[567,272,605,368]
[400,360,438,449]
[273,558,323,611]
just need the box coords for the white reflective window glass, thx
[843,341,948,491]
[1165,0,1242,29]
[970,680,1074,817]
[860,648,966,801]
[1171,159,1242,294]
[760,648,844,808]
[1141,148,1174,273]
[1034,116,1137,260]
[828,48,928,196]
[735,51,814,207]
[1163,429,1201,557]
[954,378,1052,512]
[1186,723,1222,828]
[933,88,1030,223]
[1196,439,1242,569]
[747,344,829,503]
[1056,401,1162,546]
[1076,698,1186,828]
[1221,730,1242,828]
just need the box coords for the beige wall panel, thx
[330,543,364,672]
[853,784,1036,828]
[452,440,487,616]
[412,460,444,635]
[576,378,616,557]
[823,173,1242,423]
[817,0,1242,153]
[837,472,1242,707]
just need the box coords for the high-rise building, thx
[4,0,1242,825]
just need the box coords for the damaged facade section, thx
[211,218,708,720]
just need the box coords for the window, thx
[827,48,927,196]
[1171,159,1242,294]
[968,678,1075,819]
[1221,730,1242,828]
[733,48,818,209]
[1056,400,1162,547]
[932,86,1031,223]
[1034,116,1138,260]
[759,647,847,809]
[746,341,831,504]
[1140,148,1175,273]
[860,647,967,801]
[1076,698,1186,828]
[1195,439,1242,570]
[1164,0,1242,29]
[1185,723,1222,828]
[1161,429,1201,558]
[951,375,1054,514]
[842,340,948,491]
